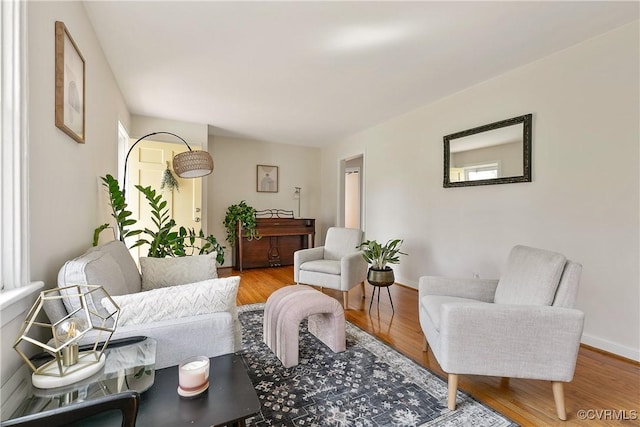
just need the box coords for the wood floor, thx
[220,266,640,426]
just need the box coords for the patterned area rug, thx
[238,304,517,427]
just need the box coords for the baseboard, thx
[581,333,640,363]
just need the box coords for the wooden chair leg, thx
[343,291,348,309]
[361,282,366,298]
[422,337,429,352]
[552,381,567,420]
[447,374,458,410]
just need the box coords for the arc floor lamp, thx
[122,131,214,194]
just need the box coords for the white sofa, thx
[43,241,241,369]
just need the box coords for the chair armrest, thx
[1,391,140,427]
[294,246,325,282]
[419,276,498,302]
[340,251,368,290]
[440,303,584,381]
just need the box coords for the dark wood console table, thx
[234,218,315,271]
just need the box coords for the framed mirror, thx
[443,114,532,187]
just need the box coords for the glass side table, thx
[4,336,156,422]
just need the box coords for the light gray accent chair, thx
[419,245,584,420]
[43,241,238,369]
[294,227,368,309]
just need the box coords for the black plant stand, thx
[368,282,395,313]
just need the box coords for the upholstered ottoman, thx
[264,285,346,368]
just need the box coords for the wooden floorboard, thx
[221,266,640,426]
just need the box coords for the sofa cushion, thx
[58,249,135,321]
[103,276,240,327]
[140,253,218,291]
[300,259,341,275]
[59,250,132,296]
[88,241,141,294]
[494,245,567,306]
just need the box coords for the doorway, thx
[339,154,364,230]
[345,167,360,229]
[125,138,203,258]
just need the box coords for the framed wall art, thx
[55,21,85,144]
[257,165,279,193]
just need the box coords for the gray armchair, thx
[294,227,367,309]
[419,245,584,420]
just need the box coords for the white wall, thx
[208,136,322,266]
[1,1,130,384]
[321,22,639,360]
[28,1,130,287]
[130,115,208,146]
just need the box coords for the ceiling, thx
[83,1,638,147]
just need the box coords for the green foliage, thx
[92,223,110,247]
[223,200,260,246]
[134,185,177,257]
[98,174,143,243]
[356,239,407,270]
[134,185,225,262]
[94,175,224,263]
[171,227,225,264]
[160,162,179,192]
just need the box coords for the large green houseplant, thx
[94,174,224,264]
[356,239,407,286]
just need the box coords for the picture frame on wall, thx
[256,165,279,193]
[55,21,85,144]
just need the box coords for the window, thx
[1,0,30,291]
[463,163,500,182]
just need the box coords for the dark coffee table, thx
[137,353,260,427]
[4,347,260,427]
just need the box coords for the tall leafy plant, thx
[135,185,177,258]
[94,175,224,264]
[171,227,225,264]
[99,174,143,244]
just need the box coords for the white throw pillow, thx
[103,276,240,327]
[139,253,218,291]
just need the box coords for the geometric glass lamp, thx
[13,285,120,389]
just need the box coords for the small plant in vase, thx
[356,239,407,286]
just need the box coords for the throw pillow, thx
[102,276,240,327]
[494,245,566,306]
[139,253,218,291]
[58,251,127,325]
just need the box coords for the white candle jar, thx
[178,356,210,396]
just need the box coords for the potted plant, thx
[94,174,224,264]
[223,200,260,246]
[356,239,407,286]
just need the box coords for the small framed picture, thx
[257,165,279,193]
[55,21,85,144]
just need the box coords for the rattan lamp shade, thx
[173,150,214,178]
